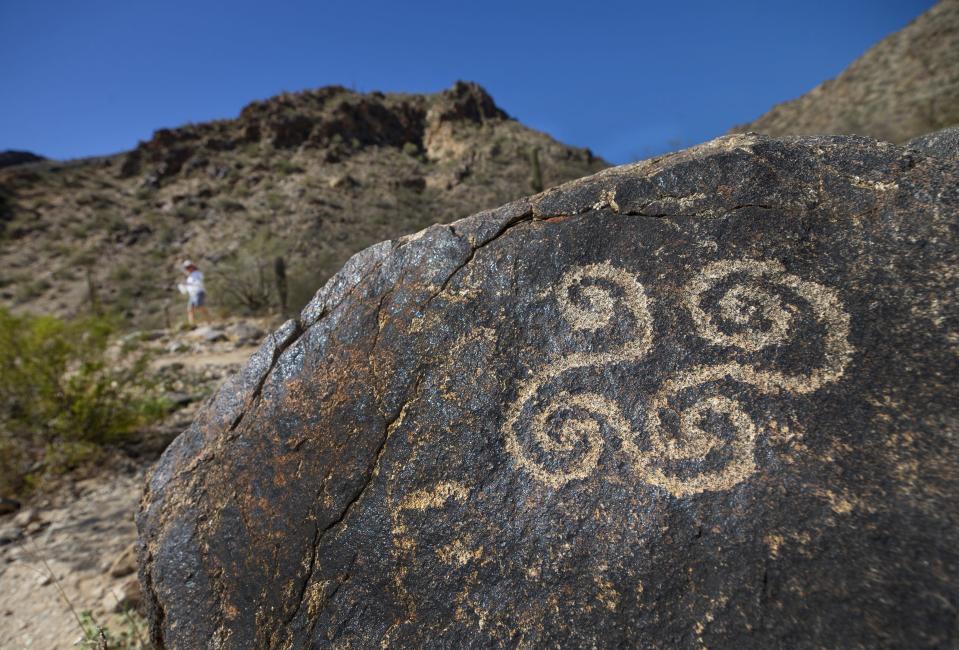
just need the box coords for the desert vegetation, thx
[0,309,168,495]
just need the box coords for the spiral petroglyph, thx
[502,262,653,488]
[503,259,853,496]
[683,259,853,393]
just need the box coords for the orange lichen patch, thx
[811,487,858,515]
[593,572,619,612]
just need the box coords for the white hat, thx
[181,259,195,269]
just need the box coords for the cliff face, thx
[732,0,959,143]
[0,81,604,326]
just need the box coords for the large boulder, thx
[138,133,959,648]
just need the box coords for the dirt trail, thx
[0,471,144,649]
[152,345,258,370]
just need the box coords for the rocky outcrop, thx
[0,150,46,169]
[732,0,959,143]
[138,133,958,648]
[122,81,509,180]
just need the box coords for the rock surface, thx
[138,133,959,648]
[908,125,959,162]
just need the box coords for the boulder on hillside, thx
[138,133,959,648]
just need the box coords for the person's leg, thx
[187,304,196,326]
[193,291,209,323]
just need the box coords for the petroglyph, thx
[391,480,470,551]
[503,259,853,496]
[503,262,653,488]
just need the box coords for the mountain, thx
[732,0,959,143]
[0,81,605,326]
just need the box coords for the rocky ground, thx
[0,318,271,649]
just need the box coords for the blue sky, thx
[0,0,935,164]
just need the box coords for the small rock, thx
[105,577,143,613]
[189,325,227,343]
[225,322,265,345]
[108,543,138,578]
[167,341,190,354]
[0,497,20,516]
[163,392,195,407]
[0,524,22,545]
[328,173,358,189]
[143,329,168,342]
[11,508,39,528]
[24,520,47,535]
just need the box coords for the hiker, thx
[178,260,209,326]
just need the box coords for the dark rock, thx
[391,176,426,192]
[119,149,142,178]
[0,497,20,516]
[163,392,195,408]
[309,98,425,150]
[269,114,315,149]
[138,134,959,649]
[0,150,46,169]
[188,326,227,343]
[429,80,509,124]
[907,125,959,161]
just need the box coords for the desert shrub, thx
[0,188,13,236]
[13,277,51,303]
[208,254,275,315]
[275,159,305,175]
[265,191,286,212]
[0,309,168,495]
[207,233,324,317]
[78,608,153,650]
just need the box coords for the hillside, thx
[732,0,959,143]
[0,81,605,326]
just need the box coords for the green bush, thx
[78,608,153,649]
[0,309,168,495]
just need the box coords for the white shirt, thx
[184,270,205,298]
